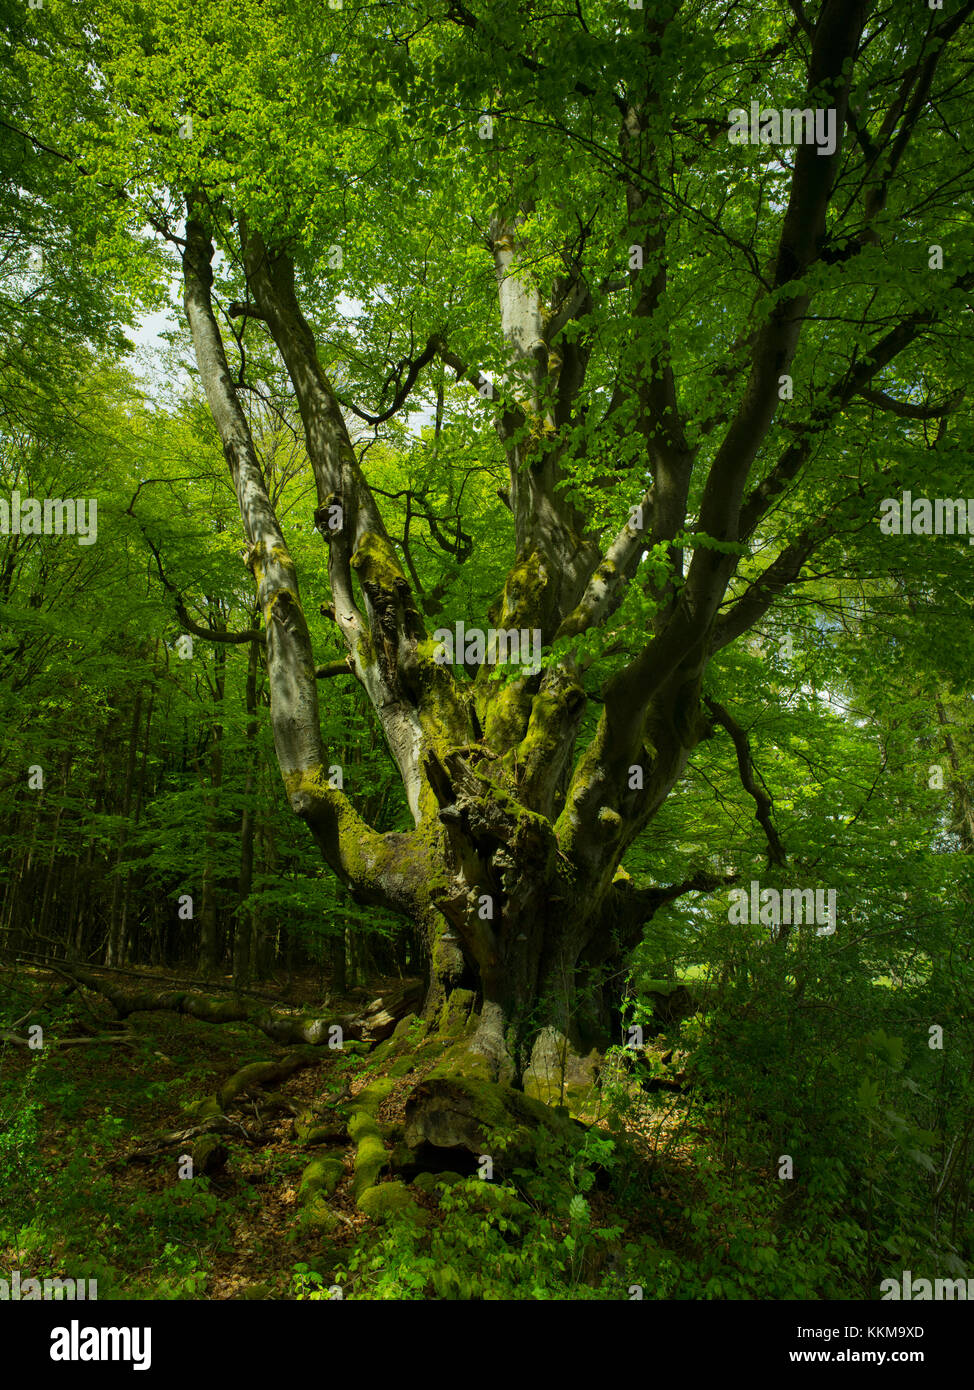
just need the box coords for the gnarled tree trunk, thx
[174,0,970,1088]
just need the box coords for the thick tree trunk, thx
[416,840,607,1087]
[178,208,722,1105]
[417,818,727,1089]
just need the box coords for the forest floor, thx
[0,963,703,1300]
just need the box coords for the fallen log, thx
[61,968,422,1047]
[0,1030,136,1049]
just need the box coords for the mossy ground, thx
[0,964,700,1300]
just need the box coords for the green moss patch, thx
[357,1181,428,1225]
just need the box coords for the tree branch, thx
[338,335,444,425]
[855,386,965,420]
[704,697,787,866]
[143,534,265,646]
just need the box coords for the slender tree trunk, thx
[198,637,225,976]
[107,693,143,967]
[36,756,69,948]
[233,637,259,988]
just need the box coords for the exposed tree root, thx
[350,1079,397,1203]
[120,1049,328,1167]
[291,1107,348,1145]
[111,984,605,1225]
[346,1002,600,1203]
[123,1116,259,1166]
[181,1050,327,1130]
[403,1076,583,1172]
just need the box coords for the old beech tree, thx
[34,0,974,1085]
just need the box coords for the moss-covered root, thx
[349,1078,398,1204]
[190,1133,228,1177]
[290,1151,348,1241]
[298,1152,345,1202]
[182,1050,323,1124]
[291,1107,348,1146]
[124,1052,326,1164]
[65,967,423,1046]
[358,1180,428,1225]
[403,1075,583,1170]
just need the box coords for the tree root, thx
[403,1075,584,1172]
[182,1050,325,1123]
[291,1106,348,1146]
[122,1115,260,1166]
[349,1079,397,1203]
[120,1049,328,1167]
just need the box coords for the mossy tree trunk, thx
[179,213,727,1082]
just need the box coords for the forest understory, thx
[3,944,969,1303]
[1,961,700,1301]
